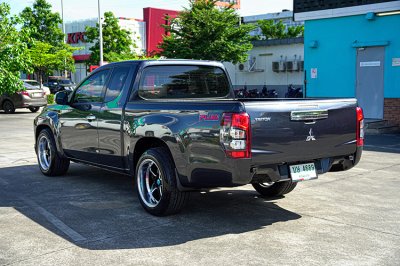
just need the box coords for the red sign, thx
[67,32,86,44]
[89,65,99,72]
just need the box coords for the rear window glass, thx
[138,65,230,99]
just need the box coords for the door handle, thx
[86,115,96,121]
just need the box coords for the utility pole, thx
[98,0,104,66]
[61,0,67,78]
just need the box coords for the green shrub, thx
[47,94,55,104]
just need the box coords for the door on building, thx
[356,46,385,119]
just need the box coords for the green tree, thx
[159,0,255,64]
[0,3,32,95]
[258,20,304,39]
[20,0,64,46]
[85,12,137,66]
[287,25,304,38]
[28,41,77,85]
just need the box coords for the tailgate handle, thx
[291,110,328,121]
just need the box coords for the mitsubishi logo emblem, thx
[306,128,316,142]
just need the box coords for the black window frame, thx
[71,68,112,104]
[136,65,232,101]
[102,65,132,104]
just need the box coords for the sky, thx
[5,0,293,22]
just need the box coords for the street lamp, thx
[98,0,104,66]
[61,0,67,78]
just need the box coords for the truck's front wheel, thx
[135,147,188,216]
[36,128,70,176]
[252,181,297,197]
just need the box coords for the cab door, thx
[97,64,137,170]
[59,69,111,163]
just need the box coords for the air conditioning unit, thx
[286,55,300,72]
[299,61,304,71]
[279,55,287,72]
[272,62,280,73]
[238,56,264,72]
[279,61,286,72]
[238,63,246,71]
[286,61,294,72]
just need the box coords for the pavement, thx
[0,109,399,266]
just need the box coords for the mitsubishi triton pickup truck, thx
[33,60,364,216]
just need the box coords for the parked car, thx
[22,79,51,96]
[44,76,75,94]
[1,83,47,114]
[34,60,364,216]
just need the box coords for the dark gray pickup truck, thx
[34,60,364,216]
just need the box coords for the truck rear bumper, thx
[178,147,362,189]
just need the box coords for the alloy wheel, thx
[137,159,163,208]
[38,135,52,171]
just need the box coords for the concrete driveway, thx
[0,109,399,265]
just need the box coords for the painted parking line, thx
[20,197,87,243]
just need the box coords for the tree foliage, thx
[287,25,304,38]
[28,41,77,85]
[20,0,64,46]
[85,12,137,66]
[258,20,304,40]
[0,3,32,95]
[159,0,255,64]
[20,0,78,83]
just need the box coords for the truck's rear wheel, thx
[37,128,70,176]
[252,181,297,197]
[136,147,188,216]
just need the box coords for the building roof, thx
[252,37,304,47]
[243,10,295,23]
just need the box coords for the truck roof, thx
[94,59,225,71]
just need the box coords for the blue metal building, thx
[294,0,400,125]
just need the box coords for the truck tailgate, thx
[242,99,358,165]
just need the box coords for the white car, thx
[22,80,51,96]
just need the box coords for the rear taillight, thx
[220,113,251,158]
[356,107,364,146]
[18,91,30,97]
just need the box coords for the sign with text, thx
[360,61,381,67]
[311,68,317,79]
[67,32,86,44]
[392,58,400,67]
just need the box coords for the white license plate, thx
[32,93,42,98]
[289,163,317,182]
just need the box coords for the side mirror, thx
[55,91,70,105]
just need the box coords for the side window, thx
[104,66,130,103]
[73,69,110,103]
[138,65,230,99]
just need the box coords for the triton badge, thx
[306,128,316,142]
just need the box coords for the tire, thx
[2,100,15,114]
[36,128,70,176]
[135,147,189,216]
[252,180,297,197]
[29,107,40,113]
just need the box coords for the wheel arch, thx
[132,137,175,173]
[35,114,65,157]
